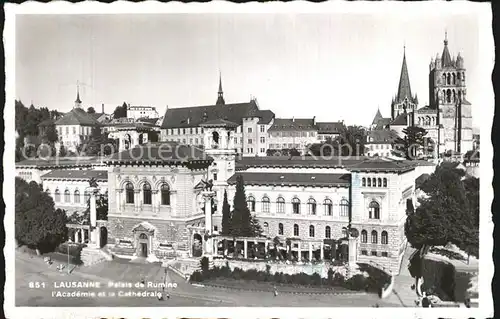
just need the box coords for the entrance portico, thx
[132,221,157,261]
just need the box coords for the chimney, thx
[313,116,316,125]
[292,116,295,123]
[102,103,104,114]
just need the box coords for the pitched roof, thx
[374,118,391,130]
[236,156,369,169]
[227,172,350,188]
[41,169,108,181]
[55,108,100,126]
[160,100,259,129]
[200,119,239,128]
[390,113,409,126]
[245,109,275,124]
[441,35,453,67]
[366,130,399,144]
[396,50,413,103]
[372,109,383,125]
[268,118,316,132]
[317,122,344,134]
[105,142,212,166]
[137,117,160,125]
[16,156,100,169]
[347,157,416,173]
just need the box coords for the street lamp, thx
[67,238,72,274]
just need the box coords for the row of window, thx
[268,143,301,149]
[441,71,465,86]
[246,196,349,217]
[124,182,171,206]
[367,144,391,150]
[50,188,91,204]
[275,223,340,238]
[360,250,389,257]
[166,127,205,135]
[247,125,266,133]
[362,177,387,188]
[58,126,93,136]
[247,137,267,144]
[418,116,438,127]
[360,230,388,244]
[269,131,316,138]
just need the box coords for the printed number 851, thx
[28,282,46,289]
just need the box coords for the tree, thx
[250,214,263,237]
[58,144,67,157]
[393,126,428,160]
[307,137,339,157]
[87,107,96,114]
[68,192,108,225]
[337,125,366,156]
[41,123,58,145]
[15,178,68,254]
[221,190,232,235]
[230,175,253,237]
[113,102,128,119]
[81,126,117,156]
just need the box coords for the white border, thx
[4,1,494,319]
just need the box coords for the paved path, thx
[15,251,400,307]
[385,246,418,307]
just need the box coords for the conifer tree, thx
[221,190,232,235]
[230,175,252,237]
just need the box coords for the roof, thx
[16,156,101,169]
[137,117,160,125]
[396,51,413,103]
[347,157,416,173]
[462,98,471,105]
[374,118,391,130]
[317,122,344,134]
[55,108,100,126]
[227,172,350,188]
[268,118,316,132]
[128,105,156,110]
[441,36,453,67]
[245,109,275,124]
[390,113,409,126]
[366,130,399,144]
[41,169,108,181]
[199,119,239,128]
[236,156,369,169]
[416,106,437,114]
[160,100,259,129]
[372,109,383,125]
[105,142,212,166]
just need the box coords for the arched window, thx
[143,182,152,205]
[447,73,451,85]
[339,199,349,217]
[247,195,256,212]
[307,198,317,215]
[371,230,378,244]
[361,230,368,243]
[278,223,284,235]
[139,233,148,240]
[325,226,331,239]
[362,178,366,187]
[372,178,376,187]
[74,189,80,203]
[381,231,388,245]
[292,197,301,214]
[263,222,269,234]
[367,178,372,187]
[125,182,134,204]
[293,224,299,237]
[377,178,382,187]
[324,198,333,216]
[64,189,70,203]
[452,73,456,85]
[462,72,465,81]
[383,178,387,187]
[161,184,170,206]
[442,74,446,84]
[447,89,451,103]
[276,197,285,213]
[82,190,90,204]
[457,72,461,80]
[309,225,315,238]
[54,188,60,202]
[262,196,270,213]
[369,201,380,219]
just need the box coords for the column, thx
[264,240,269,256]
[223,239,228,257]
[74,230,78,243]
[244,239,248,259]
[309,242,313,261]
[348,237,358,269]
[116,190,122,212]
[134,190,140,212]
[89,187,98,247]
[152,190,158,214]
[297,242,302,262]
[80,229,84,244]
[320,242,324,260]
[203,191,215,255]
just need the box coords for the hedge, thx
[190,263,388,293]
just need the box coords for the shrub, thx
[327,268,334,281]
[189,270,204,282]
[200,256,209,273]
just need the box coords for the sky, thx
[16,13,486,127]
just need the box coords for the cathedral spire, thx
[441,31,452,67]
[396,46,412,103]
[216,72,225,105]
[74,81,82,108]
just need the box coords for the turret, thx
[456,52,464,69]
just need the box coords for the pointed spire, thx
[441,31,452,67]
[216,72,225,105]
[75,81,82,108]
[396,46,412,103]
[372,107,383,125]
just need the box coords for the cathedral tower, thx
[391,46,418,121]
[428,32,473,154]
[216,73,225,106]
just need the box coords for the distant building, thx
[127,105,159,120]
[267,118,318,155]
[365,130,399,157]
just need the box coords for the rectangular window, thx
[260,148,265,153]
[182,139,186,144]
[190,128,193,134]
[361,250,368,256]
[213,173,217,181]
[240,138,243,144]
[260,125,265,133]
[201,128,204,134]
[248,127,253,133]
[234,137,238,144]
[190,138,193,144]
[260,137,265,144]
[72,127,76,134]
[381,252,388,257]
[65,127,69,134]
[183,128,186,134]
[371,251,378,256]
[248,139,253,144]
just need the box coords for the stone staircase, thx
[80,246,108,266]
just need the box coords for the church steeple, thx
[216,72,225,105]
[396,45,412,103]
[74,82,82,108]
[441,31,453,67]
